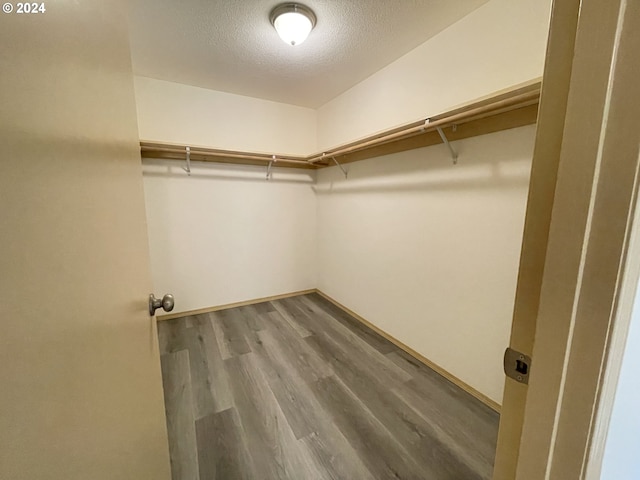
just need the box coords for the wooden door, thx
[494,0,640,478]
[0,2,171,479]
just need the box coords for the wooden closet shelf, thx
[140,80,541,170]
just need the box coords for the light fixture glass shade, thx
[270,4,316,46]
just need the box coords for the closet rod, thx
[140,145,309,166]
[307,89,539,163]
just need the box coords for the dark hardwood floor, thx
[158,293,499,480]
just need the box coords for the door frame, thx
[492,0,581,476]
[494,0,640,478]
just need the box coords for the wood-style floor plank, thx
[246,327,320,439]
[210,309,251,359]
[263,310,333,381]
[293,296,412,388]
[303,292,398,354]
[193,313,234,414]
[250,301,275,315]
[244,316,377,479]
[300,429,376,480]
[160,350,200,480]
[237,305,265,332]
[225,353,327,479]
[271,299,313,338]
[183,327,216,420]
[157,293,499,480]
[159,317,189,355]
[195,407,253,480]
[306,335,482,479]
[224,353,290,479]
[311,375,425,480]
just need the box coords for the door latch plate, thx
[504,348,532,384]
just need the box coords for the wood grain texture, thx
[158,294,499,479]
[193,314,234,414]
[211,309,252,359]
[311,375,426,480]
[161,350,200,480]
[196,407,253,480]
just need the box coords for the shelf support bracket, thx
[266,155,277,180]
[332,156,348,179]
[183,146,191,176]
[435,126,458,165]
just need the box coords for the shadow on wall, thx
[142,158,316,186]
[315,126,534,195]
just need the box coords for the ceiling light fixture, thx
[270,3,316,46]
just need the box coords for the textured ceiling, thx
[128,0,488,108]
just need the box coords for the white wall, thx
[317,0,552,149]
[315,125,535,404]
[134,76,317,155]
[136,76,319,315]
[601,282,640,480]
[143,160,317,314]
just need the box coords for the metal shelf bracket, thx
[434,124,458,165]
[183,146,192,175]
[326,154,348,179]
[266,155,277,180]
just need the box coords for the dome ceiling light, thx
[270,3,316,46]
